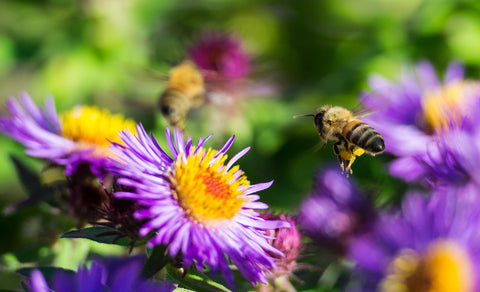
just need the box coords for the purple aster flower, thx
[360,62,480,182]
[297,167,375,255]
[419,97,480,191]
[349,190,480,291]
[189,32,251,81]
[108,124,290,287]
[24,256,174,292]
[0,92,137,178]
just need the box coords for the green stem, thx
[166,265,232,292]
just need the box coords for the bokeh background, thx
[1,0,480,290]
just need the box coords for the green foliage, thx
[1,0,479,290]
[61,227,133,247]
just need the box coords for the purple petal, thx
[445,62,464,83]
[225,146,250,172]
[214,135,235,158]
[164,127,178,158]
[29,270,50,292]
[244,181,273,195]
[416,61,440,90]
[173,127,185,154]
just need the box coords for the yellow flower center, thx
[60,106,137,158]
[380,240,473,292]
[422,81,479,133]
[171,147,249,225]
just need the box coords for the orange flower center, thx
[171,147,249,225]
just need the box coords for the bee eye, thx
[161,106,175,116]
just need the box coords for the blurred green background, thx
[1,0,480,289]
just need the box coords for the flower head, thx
[25,256,174,292]
[349,190,480,291]
[297,167,375,255]
[418,97,480,191]
[96,181,145,244]
[261,213,303,277]
[189,32,251,81]
[256,213,303,292]
[64,162,109,223]
[360,62,480,182]
[0,92,137,178]
[109,125,289,287]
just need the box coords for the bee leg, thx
[333,142,345,172]
[344,157,355,176]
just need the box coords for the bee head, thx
[160,104,175,116]
[314,106,330,140]
[159,91,188,129]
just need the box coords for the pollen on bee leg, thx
[339,150,354,176]
[339,149,363,176]
[340,150,355,161]
[352,147,365,156]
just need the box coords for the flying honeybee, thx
[297,105,385,175]
[159,60,206,130]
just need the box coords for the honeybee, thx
[159,61,206,130]
[298,106,385,175]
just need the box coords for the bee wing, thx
[293,114,315,119]
[352,91,392,118]
[134,67,170,82]
[351,103,374,118]
[311,140,325,152]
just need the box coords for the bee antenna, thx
[293,114,315,119]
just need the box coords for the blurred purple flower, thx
[297,167,375,255]
[419,98,480,191]
[28,270,49,292]
[360,62,480,182]
[25,256,174,292]
[189,32,251,81]
[0,92,136,178]
[108,124,289,287]
[187,32,278,136]
[349,190,480,291]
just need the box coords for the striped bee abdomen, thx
[342,119,385,154]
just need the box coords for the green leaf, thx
[16,266,75,283]
[0,270,22,291]
[142,244,169,278]
[10,155,44,195]
[166,266,232,292]
[61,227,131,246]
[3,155,55,214]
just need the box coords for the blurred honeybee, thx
[158,61,206,130]
[297,105,385,175]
